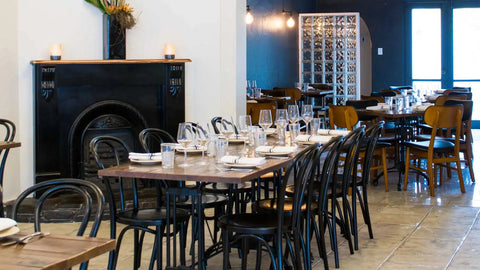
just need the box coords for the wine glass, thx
[195,123,209,165]
[238,115,252,154]
[220,118,235,140]
[275,109,289,144]
[302,105,314,134]
[258,109,273,131]
[177,122,195,167]
[288,105,300,124]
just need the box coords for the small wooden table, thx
[0,234,115,269]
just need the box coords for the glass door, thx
[453,8,480,125]
[409,3,480,127]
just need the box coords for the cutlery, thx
[215,166,253,173]
[2,231,49,246]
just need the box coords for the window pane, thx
[454,8,480,80]
[454,81,480,121]
[412,9,441,80]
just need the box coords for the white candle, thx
[50,43,62,60]
[164,44,176,59]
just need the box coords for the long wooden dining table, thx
[0,234,115,269]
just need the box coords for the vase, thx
[103,14,126,59]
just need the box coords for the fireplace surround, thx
[32,59,190,184]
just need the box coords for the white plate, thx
[0,226,19,238]
[130,159,162,165]
[223,163,258,169]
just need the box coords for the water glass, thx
[215,137,228,163]
[276,109,288,144]
[253,128,267,148]
[161,143,176,169]
[254,88,262,98]
[289,123,300,145]
[310,118,320,135]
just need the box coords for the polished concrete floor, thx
[17,130,480,269]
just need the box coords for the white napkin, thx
[264,128,277,134]
[317,129,350,136]
[294,135,333,143]
[0,218,17,231]
[366,105,388,111]
[255,146,297,153]
[128,152,162,161]
[220,155,266,166]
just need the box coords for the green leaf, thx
[85,0,108,14]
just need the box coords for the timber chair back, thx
[435,95,467,105]
[12,178,105,270]
[328,105,359,130]
[0,119,15,217]
[444,99,475,182]
[403,105,465,196]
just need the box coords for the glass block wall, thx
[299,13,361,105]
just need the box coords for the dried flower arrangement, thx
[85,0,136,29]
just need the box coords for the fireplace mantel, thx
[32,60,188,184]
[31,59,192,65]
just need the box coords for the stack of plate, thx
[0,218,19,238]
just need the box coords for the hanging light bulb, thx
[245,5,254,24]
[286,14,295,28]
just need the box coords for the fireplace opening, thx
[69,100,148,183]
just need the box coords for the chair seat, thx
[176,193,228,208]
[218,213,286,235]
[404,140,454,153]
[254,197,317,214]
[117,208,189,226]
[203,182,252,194]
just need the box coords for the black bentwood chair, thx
[255,136,344,270]
[90,135,190,270]
[327,126,365,268]
[218,143,321,270]
[12,178,105,270]
[0,119,15,217]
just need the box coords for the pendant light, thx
[282,0,295,28]
[245,5,254,24]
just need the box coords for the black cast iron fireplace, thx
[32,60,189,184]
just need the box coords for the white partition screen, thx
[299,13,361,105]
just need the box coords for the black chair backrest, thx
[0,119,15,186]
[335,126,366,193]
[346,99,379,109]
[139,128,176,153]
[12,178,105,270]
[361,121,385,182]
[211,117,238,135]
[444,99,473,122]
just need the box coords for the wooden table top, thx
[0,234,115,270]
[98,153,292,184]
[0,141,21,150]
[302,89,334,97]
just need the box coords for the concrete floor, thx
[17,130,480,269]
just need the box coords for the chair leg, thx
[457,158,465,193]
[427,158,435,197]
[464,149,475,183]
[382,148,389,192]
[403,148,411,190]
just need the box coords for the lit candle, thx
[164,44,176,59]
[50,43,62,60]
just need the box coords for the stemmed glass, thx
[177,122,195,167]
[258,109,273,131]
[238,115,252,154]
[220,118,235,140]
[302,105,314,134]
[195,123,209,165]
[275,109,289,144]
[288,105,300,124]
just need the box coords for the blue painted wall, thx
[247,0,406,93]
[246,0,316,90]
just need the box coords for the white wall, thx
[2,0,246,201]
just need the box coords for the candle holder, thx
[50,44,62,60]
[164,44,176,59]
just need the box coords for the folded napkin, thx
[220,155,266,166]
[128,152,162,161]
[366,105,389,111]
[264,128,277,134]
[317,129,350,136]
[255,146,297,153]
[0,218,17,231]
[294,135,333,143]
[247,100,258,103]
